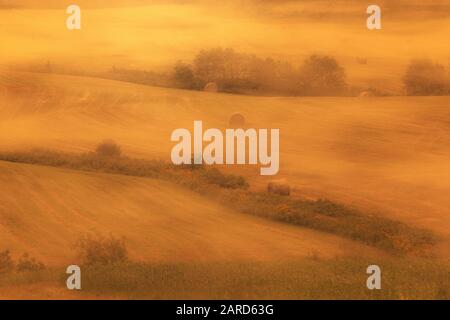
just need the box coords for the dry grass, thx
[0,235,447,299]
[0,250,45,273]
[225,193,437,254]
[1,257,449,299]
[75,258,450,299]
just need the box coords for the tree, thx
[299,55,347,96]
[173,61,196,89]
[192,48,295,94]
[403,60,447,96]
[193,48,246,90]
[0,250,14,273]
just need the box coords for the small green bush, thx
[403,60,448,96]
[95,140,122,157]
[76,258,450,299]
[76,234,128,266]
[201,168,249,189]
[16,253,45,272]
[0,250,14,274]
[0,251,45,273]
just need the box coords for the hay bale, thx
[229,113,246,128]
[268,179,290,196]
[204,82,218,92]
[359,90,374,97]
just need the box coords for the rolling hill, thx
[1,71,450,258]
[1,70,450,299]
[2,0,450,300]
[0,160,379,266]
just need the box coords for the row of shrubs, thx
[2,238,448,299]
[68,256,450,299]
[0,144,437,254]
[224,192,436,254]
[29,49,449,96]
[75,234,128,266]
[176,51,450,96]
[107,48,450,96]
[44,49,346,96]
[0,144,249,190]
[0,251,45,274]
[0,236,126,275]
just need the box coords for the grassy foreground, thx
[1,257,449,299]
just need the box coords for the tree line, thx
[173,48,347,96]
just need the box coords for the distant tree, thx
[16,253,45,272]
[0,250,14,273]
[173,61,197,89]
[403,60,447,96]
[248,56,299,95]
[299,55,347,96]
[75,234,128,266]
[193,48,239,89]
[192,48,298,94]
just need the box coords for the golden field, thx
[0,1,449,299]
[2,71,450,252]
[1,71,449,298]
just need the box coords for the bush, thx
[0,250,14,274]
[16,253,45,272]
[95,140,122,157]
[201,168,249,189]
[173,61,197,89]
[299,55,347,96]
[76,234,128,266]
[68,258,450,299]
[403,60,448,96]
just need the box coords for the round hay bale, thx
[204,82,218,93]
[268,179,291,196]
[359,90,374,97]
[229,113,246,128]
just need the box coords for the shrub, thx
[16,253,45,272]
[403,60,448,95]
[76,234,128,266]
[173,61,197,89]
[95,140,122,157]
[299,55,347,96]
[267,180,291,196]
[201,168,249,189]
[0,250,14,274]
